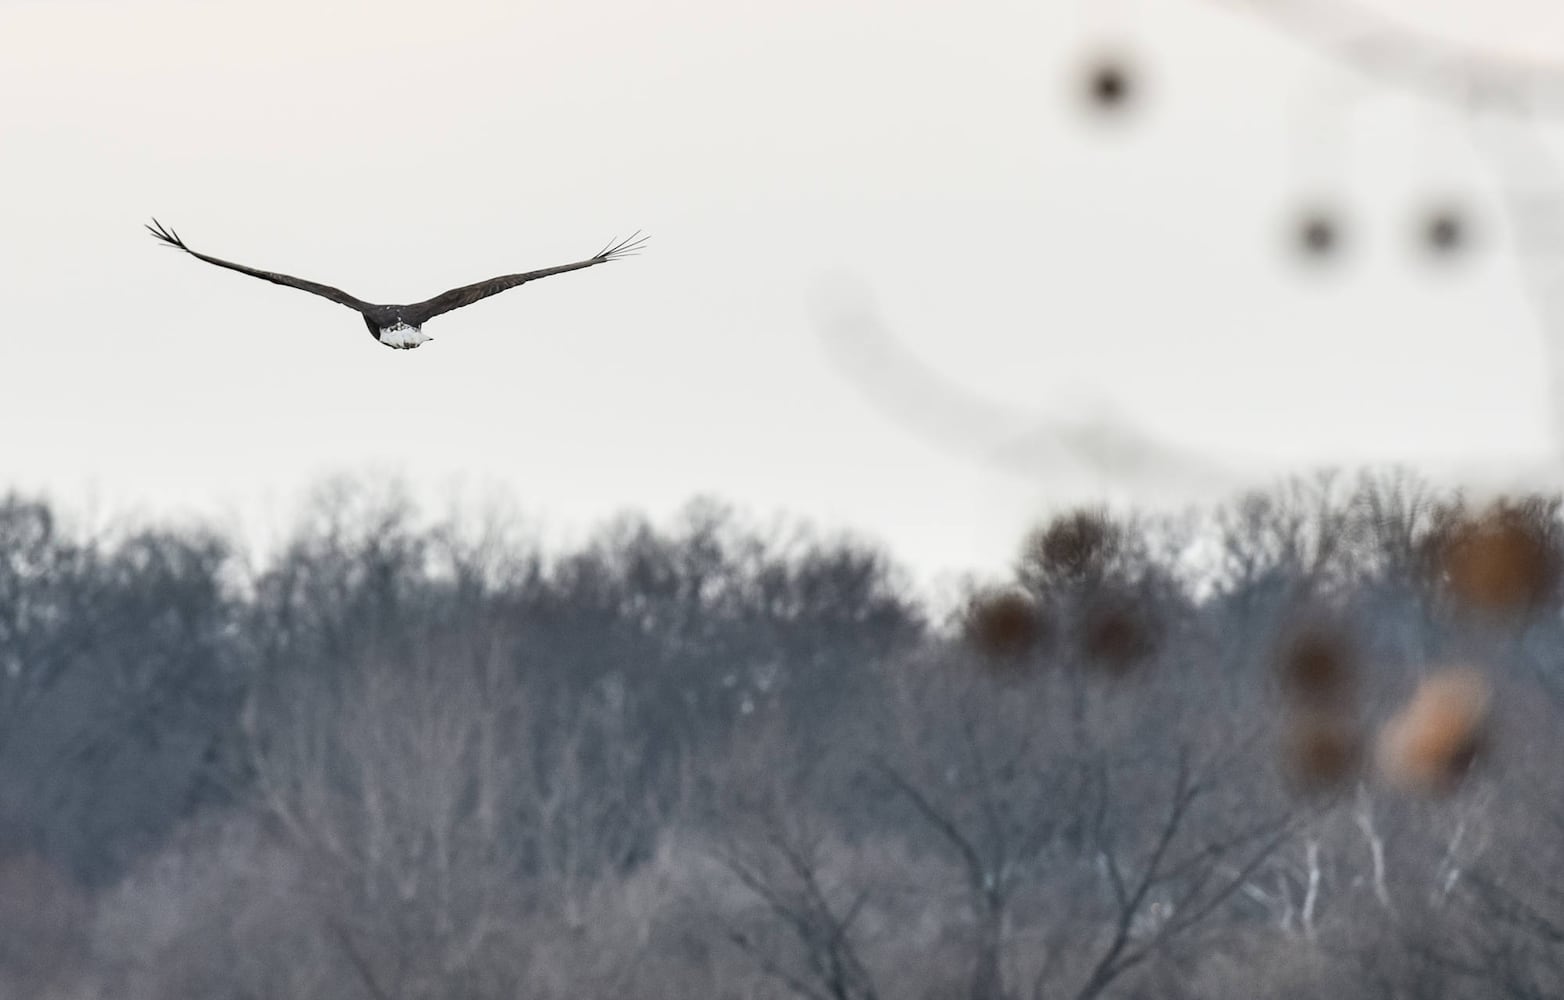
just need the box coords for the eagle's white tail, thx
[378,322,431,350]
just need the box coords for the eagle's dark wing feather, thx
[147,219,372,312]
[402,232,647,326]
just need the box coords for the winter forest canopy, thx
[4,471,1564,999]
[11,0,1564,997]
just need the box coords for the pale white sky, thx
[4,0,1564,586]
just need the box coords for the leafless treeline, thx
[4,472,1564,998]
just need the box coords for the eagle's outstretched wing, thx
[402,232,647,326]
[147,219,372,312]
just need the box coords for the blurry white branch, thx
[813,279,1235,495]
[1219,0,1564,116]
[1470,119,1564,461]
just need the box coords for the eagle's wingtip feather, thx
[146,218,186,250]
[598,230,649,262]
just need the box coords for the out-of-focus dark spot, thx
[1277,625,1355,708]
[1079,596,1155,673]
[964,589,1045,661]
[1418,203,1475,260]
[1076,52,1139,118]
[1283,711,1361,794]
[1089,63,1130,108]
[1426,212,1463,253]
[1295,210,1344,260]
[1433,502,1556,614]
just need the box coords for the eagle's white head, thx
[378,322,431,350]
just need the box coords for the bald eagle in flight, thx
[147,219,646,350]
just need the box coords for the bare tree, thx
[239,621,665,1000]
[719,799,882,1000]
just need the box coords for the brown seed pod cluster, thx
[1434,502,1556,614]
[1275,623,1362,793]
[1269,619,1495,798]
[1376,667,1490,794]
[1283,712,1361,793]
[1022,509,1121,586]
[963,588,1045,662]
[1079,595,1156,674]
[1278,628,1355,708]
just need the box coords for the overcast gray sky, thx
[5,0,1564,585]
